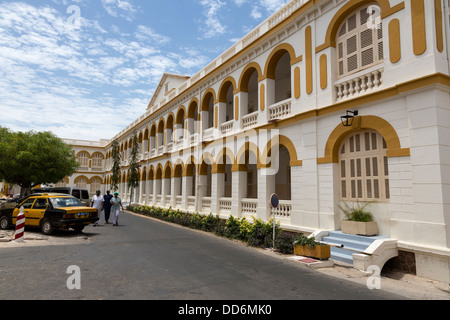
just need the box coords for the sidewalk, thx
[256,245,450,300]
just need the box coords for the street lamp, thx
[341,110,359,127]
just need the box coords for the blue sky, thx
[0,0,287,141]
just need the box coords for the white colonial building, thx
[63,0,450,284]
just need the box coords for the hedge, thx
[127,204,305,254]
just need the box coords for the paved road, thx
[0,211,406,301]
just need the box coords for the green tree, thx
[127,131,140,203]
[0,127,79,197]
[110,139,121,193]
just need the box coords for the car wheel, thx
[73,226,84,233]
[0,216,10,230]
[41,219,54,235]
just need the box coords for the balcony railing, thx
[187,196,196,210]
[271,200,292,219]
[201,197,212,213]
[175,195,182,208]
[241,198,257,216]
[202,127,215,141]
[335,67,383,102]
[219,197,232,213]
[242,111,259,129]
[220,120,234,135]
[268,99,292,121]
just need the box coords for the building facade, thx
[64,0,450,283]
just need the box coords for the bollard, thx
[14,206,25,243]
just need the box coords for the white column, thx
[231,169,246,218]
[257,168,275,221]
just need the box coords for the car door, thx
[28,198,49,227]
[12,198,36,225]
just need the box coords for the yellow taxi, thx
[10,193,99,235]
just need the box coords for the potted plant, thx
[339,201,378,236]
[293,236,331,260]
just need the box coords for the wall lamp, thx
[341,110,359,127]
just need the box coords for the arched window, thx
[75,177,88,189]
[336,4,383,78]
[339,130,390,201]
[77,152,89,168]
[90,177,102,194]
[92,153,103,169]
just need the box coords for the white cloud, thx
[251,0,286,20]
[198,0,227,39]
[101,0,138,22]
[135,25,171,45]
[0,2,194,141]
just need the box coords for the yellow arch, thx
[236,142,261,166]
[88,176,104,184]
[217,76,238,103]
[316,0,405,53]
[201,88,217,111]
[262,135,302,167]
[187,97,200,118]
[263,43,298,80]
[176,105,186,125]
[318,115,410,164]
[238,62,263,93]
[163,161,173,179]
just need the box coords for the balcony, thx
[271,200,292,219]
[242,111,259,129]
[219,197,232,214]
[241,198,257,218]
[201,197,212,213]
[335,66,383,102]
[220,120,234,135]
[268,99,292,121]
[202,127,215,141]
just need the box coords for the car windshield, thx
[49,197,82,208]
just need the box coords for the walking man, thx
[103,190,113,224]
[91,190,104,226]
[111,192,124,226]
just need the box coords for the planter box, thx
[294,244,331,260]
[341,220,378,236]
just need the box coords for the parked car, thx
[1,193,99,235]
[32,187,90,207]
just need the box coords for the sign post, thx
[270,194,279,250]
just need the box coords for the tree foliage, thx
[127,131,140,202]
[110,139,121,192]
[0,127,79,197]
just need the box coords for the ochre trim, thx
[187,97,200,119]
[201,88,217,112]
[217,77,238,103]
[319,54,328,90]
[389,19,401,64]
[316,0,405,53]
[318,115,410,164]
[238,62,264,92]
[411,0,427,56]
[262,135,300,167]
[305,26,313,95]
[263,43,299,80]
[260,83,266,111]
[434,0,444,53]
[235,96,239,121]
[294,66,301,99]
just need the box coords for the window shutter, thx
[336,4,384,79]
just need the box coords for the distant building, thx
[63,0,450,284]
